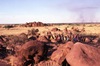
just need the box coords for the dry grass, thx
[0,24,100,36]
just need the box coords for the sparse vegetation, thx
[3,25,14,30]
[0,23,100,66]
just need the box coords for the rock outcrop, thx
[66,42,100,66]
[16,40,48,66]
[51,41,74,65]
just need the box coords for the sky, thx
[0,0,100,24]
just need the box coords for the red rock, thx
[5,56,19,66]
[0,60,10,66]
[37,60,61,66]
[16,40,47,66]
[85,37,90,43]
[37,36,49,43]
[92,38,99,44]
[66,42,100,66]
[51,28,60,32]
[51,41,74,64]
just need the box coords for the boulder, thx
[5,56,18,66]
[37,36,49,43]
[0,44,7,59]
[0,36,4,44]
[85,37,91,43]
[37,60,61,66]
[66,42,100,66]
[0,60,10,66]
[51,28,60,32]
[92,37,99,44]
[17,40,47,66]
[51,41,74,64]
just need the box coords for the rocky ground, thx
[0,24,100,66]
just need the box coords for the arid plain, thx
[0,23,100,66]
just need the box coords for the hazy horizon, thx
[0,0,100,24]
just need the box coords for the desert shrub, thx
[88,24,93,27]
[3,25,14,30]
[7,34,28,45]
[8,35,19,44]
[74,24,80,26]
[18,33,28,43]
[68,23,73,26]
[83,24,86,27]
